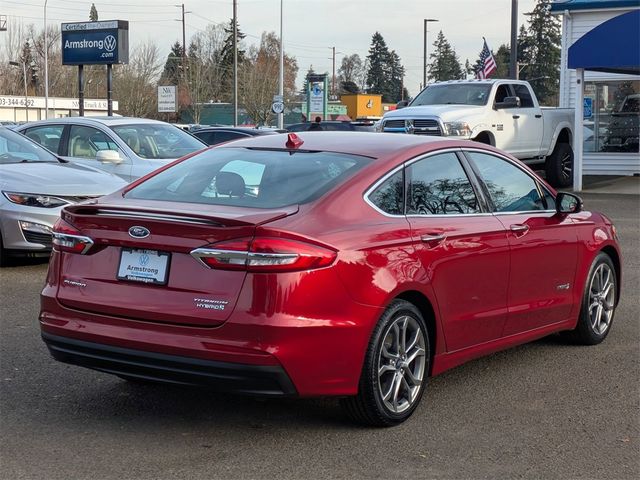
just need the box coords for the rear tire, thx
[340,300,430,427]
[563,252,617,345]
[545,142,573,188]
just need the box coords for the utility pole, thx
[44,0,49,119]
[278,0,284,129]
[510,0,518,79]
[180,4,186,73]
[423,18,438,89]
[233,0,238,126]
[331,46,336,96]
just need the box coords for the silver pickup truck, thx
[378,79,575,187]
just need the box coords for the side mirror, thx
[556,192,583,214]
[495,96,521,109]
[96,150,124,164]
[396,100,409,110]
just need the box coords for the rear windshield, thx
[125,148,369,208]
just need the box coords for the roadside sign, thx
[61,20,129,65]
[309,82,324,113]
[273,94,284,103]
[583,97,593,119]
[271,101,285,114]
[158,86,177,113]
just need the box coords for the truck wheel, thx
[545,143,573,188]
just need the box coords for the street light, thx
[44,0,49,119]
[423,18,438,89]
[9,60,29,122]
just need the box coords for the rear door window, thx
[22,125,65,154]
[127,148,369,208]
[512,84,535,108]
[406,152,480,215]
[368,170,404,215]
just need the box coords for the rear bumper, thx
[42,331,297,396]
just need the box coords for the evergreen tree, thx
[386,50,405,103]
[366,32,390,96]
[219,19,246,101]
[494,44,511,78]
[428,31,463,82]
[161,42,184,85]
[302,65,316,95]
[520,0,561,105]
[89,3,99,21]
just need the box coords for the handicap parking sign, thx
[583,97,593,119]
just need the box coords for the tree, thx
[519,0,561,105]
[301,65,317,95]
[387,50,406,103]
[366,32,390,97]
[89,3,98,22]
[338,54,363,85]
[428,31,463,82]
[219,19,246,102]
[240,31,298,126]
[160,42,184,86]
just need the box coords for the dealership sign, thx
[61,20,129,65]
[157,86,177,113]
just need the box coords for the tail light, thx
[52,218,94,254]
[191,237,336,272]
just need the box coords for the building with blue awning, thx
[551,0,640,190]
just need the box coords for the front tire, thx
[563,252,618,345]
[340,300,430,427]
[545,142,573,188]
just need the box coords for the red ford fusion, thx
[40,132,621,426]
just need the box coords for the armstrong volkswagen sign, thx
[61,20,129,65]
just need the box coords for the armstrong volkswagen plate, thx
[117,248,170,285]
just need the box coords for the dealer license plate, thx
[117,248,170,285]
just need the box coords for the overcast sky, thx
[4,0,539,95]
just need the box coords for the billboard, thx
[61,20,129,65]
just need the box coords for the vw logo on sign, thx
[128,226,150,239]
[139,254,150,266]
[104,34,117,52]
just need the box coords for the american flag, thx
[476,38,497,79]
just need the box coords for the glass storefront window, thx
[583,80,640,153]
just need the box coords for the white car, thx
[16,117,207,182]
[0,127,127,265]
[379,80,575,187]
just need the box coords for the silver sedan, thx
[0,127,127,265]
[16,117,207,182]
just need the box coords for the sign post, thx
[61,20,129,116]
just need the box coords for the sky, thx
[3,0,539,95]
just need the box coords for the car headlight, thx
[2,191,70,208]
[443,122,472,137]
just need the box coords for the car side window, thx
[23,125,64,154]
[512,84,534,108]
[495,84,511,104]
[68,125,121,159]
[406,152,480,215]
[215,131,247,143]
[369,170,404,215]
[466,151,545,212]
[194,131,215,145]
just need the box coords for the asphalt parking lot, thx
[1,192,638,480]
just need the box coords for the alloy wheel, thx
[588,263,615,335]
[377,315,426,414]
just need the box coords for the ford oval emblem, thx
[128,226,150,239]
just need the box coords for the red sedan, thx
[41,132,621,426]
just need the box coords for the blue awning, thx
[568,9,640,74]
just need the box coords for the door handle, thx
[512,115,520,119]
[421,233,446,247]
[535,114,542,118]
[510,224,530,234]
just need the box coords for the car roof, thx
[219,131,462,159]
[195,127,279,135]
[15,116,172,129]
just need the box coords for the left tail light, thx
[52,218,94,254]
[191,236,337,272]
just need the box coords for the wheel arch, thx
[471,130,495,146]
[600,245,622,305]
[394,290,438,373]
